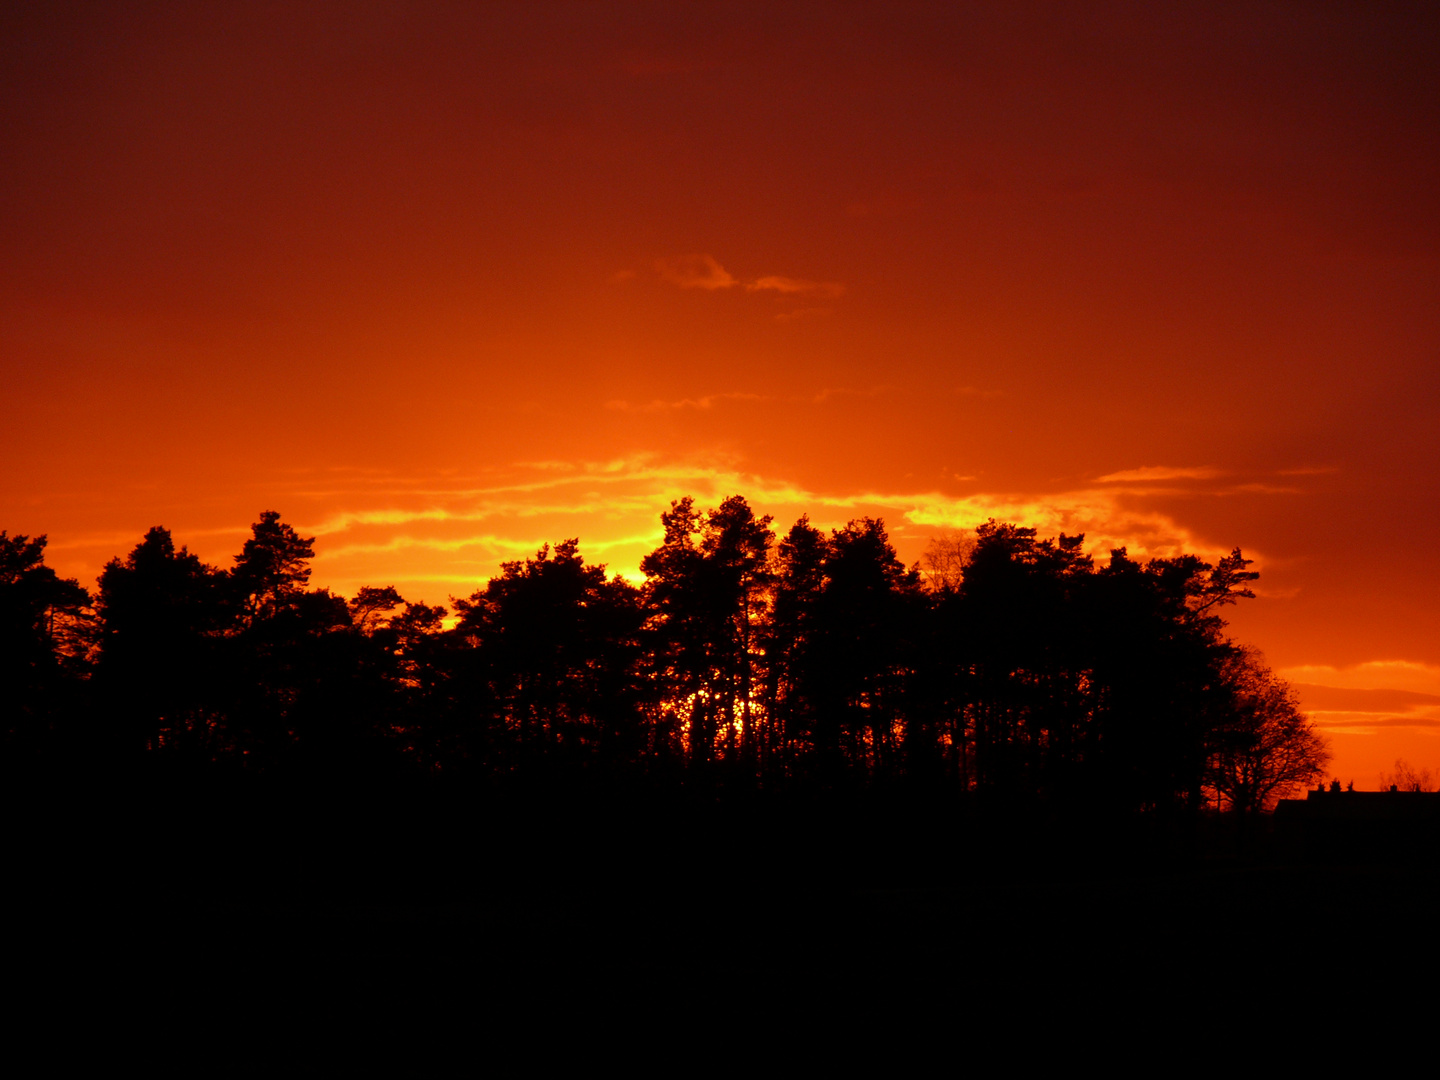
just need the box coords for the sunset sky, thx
[3,2,1438,785]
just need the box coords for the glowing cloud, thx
[270,455,1267,611]
[1281,662,1440,736]
[1097,466,1222,483]
[1279,661,1440,697]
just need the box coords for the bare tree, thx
[1377,759,1437,792]
[1205,648,1331,814]
[921,531,975,593]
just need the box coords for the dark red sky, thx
[4,1,1438,783]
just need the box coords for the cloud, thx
[515,460,578,472]
[320,528,664,562]
[900,489,1214,561]
[604,392,766,412]
[656,254,844,299]
[308,460,1234,567]
[1097,466,1222,483]
[309,508,453,533]
[746,276,845,299]
[1279,660,1440,696]
[221,454,1285,611]
[655,254,737,290]
[1306,712,1440,734]
[1091,466,1311,499]
[1229,483,1302,495]
[812,385,893,404]
[1291,685,1440,713]
[1283,662,1440,735]
[48,524,250,553]
[274,456,1253,569]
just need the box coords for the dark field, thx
[10,785,1437,1051]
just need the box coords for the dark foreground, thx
[8,783,1438,1057]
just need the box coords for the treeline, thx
[0,497,1328,819]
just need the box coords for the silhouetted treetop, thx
[349,586,405,635]
[1,532,92,751]
[97,527,228,637]
[233,511,315,620]
[1205,647,1330,814]
[1,531,91,630]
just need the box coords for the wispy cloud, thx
[294,457,1253,567]
[1280,661,1440,697]
[746,275,845,299]
[238,455,1284,566]
[900,489,1213,561]
[47,523,250,553]
[1305,712,1440,734]
[515,460,578,472]
[1229,482,1302,495]
[604,392,766,413]
[655,254,737,290]
[1091,467,1306,500]
[656,254,844,299]
[135,454,1290,609]
[1097,466,1222,483]
[308,508,454,533]
[1291,685,1440,714]
[1282,662,1440,735]
[812,385,893,404]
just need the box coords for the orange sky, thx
[3,2,1438,786]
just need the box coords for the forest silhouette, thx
[2,497,1329,841]
[17,500,1440,1029]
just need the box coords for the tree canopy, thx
[0,501,1330,829]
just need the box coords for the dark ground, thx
[7,785,1437,1058]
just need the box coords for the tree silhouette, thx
[2,496,1304,843]
[223,512,360,768]
[809,517,924,785]
[698,496,775,770]
[94,526,230,757]
[640,496,775,776]
[0,532,91,757]
[763,516,829,779]
[1204,648,1330,814]
[1084,545,1234,817]
[448,540,644,777]
[232,510,315,622]
[349,585,404,636]
[947,521,1092,799]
